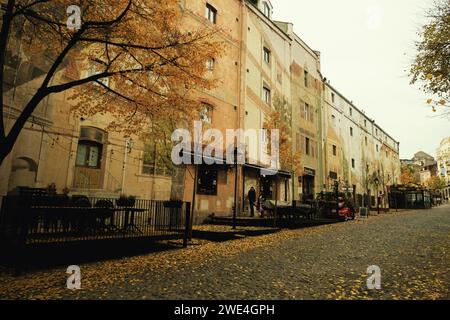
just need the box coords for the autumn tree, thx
[410,0,450,117]
[0,0,222,165]
[263,94,302,176]
[400,165,420,186]
[425,176,446,192]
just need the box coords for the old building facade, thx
[437,137,450,201]
[0,0,401,222]
[324,84,401,209]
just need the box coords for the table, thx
[121,208,147,234]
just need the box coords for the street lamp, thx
[233,147,244,230]
[374,177,380,215]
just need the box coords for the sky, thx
[272,0,449,159]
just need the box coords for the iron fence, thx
[0,195,191,274]
[0,196,191,244]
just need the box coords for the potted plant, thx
[116,194,136,207]
[163,199,183,208]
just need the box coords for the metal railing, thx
[0,195,192,273]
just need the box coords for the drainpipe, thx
[236,0,246,215]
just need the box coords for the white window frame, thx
[263,47,271,64]
[205,3,217,24]
[263,86,271,104]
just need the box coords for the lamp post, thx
[394,178,398,212]
[374,177,380,215]
[233,147,243,230]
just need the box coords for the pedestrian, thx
[257,194,265,218]
[248,187,257,217]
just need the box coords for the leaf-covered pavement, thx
[0,206,449,300]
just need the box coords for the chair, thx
[94,200,116,233]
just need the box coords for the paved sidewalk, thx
[0,206,449,300]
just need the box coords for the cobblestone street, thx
[1,206,449,300]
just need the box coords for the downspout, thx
[121,139,128,194]
[236,0,246,215]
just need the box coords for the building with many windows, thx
[437,137,450,201]
[0,0,402,222]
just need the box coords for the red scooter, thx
[338,196,356,221]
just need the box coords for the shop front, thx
[243,164,292,215]
[301,167,316,202]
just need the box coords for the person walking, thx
[257,194,265,218]
[248,187,257,217]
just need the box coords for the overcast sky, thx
[272,0,449,159]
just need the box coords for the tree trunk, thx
[0,1,16,140]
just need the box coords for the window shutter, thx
[300,103,305,119]
[310,107,315,123]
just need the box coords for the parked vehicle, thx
[313,192,355,221]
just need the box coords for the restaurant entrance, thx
[302,168,316,202]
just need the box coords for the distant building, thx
[401,151,438,185]
[436,137,450,200]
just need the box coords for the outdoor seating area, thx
[389,186,432,210]
[0,188,192,273]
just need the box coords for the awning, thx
[244,163,292,178]
[182,150,232,168]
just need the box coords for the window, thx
[205,3,217,24]
[305,137,310,156]
[142,141,157,175]
[332,145,337,156]
[206,58,215,71]
[263,47,271,64]
[304,70,309,87]
[200,104,213,124]
[197,166,218,195]
[376,145,379,152]
[263,2,271,18]
[364,119,367,127]
[349,108,353,116]
[304,103,310,121]
[350,127,353,136]
[331,93,335,103]
[76,127,105,169]
[331,115,336,126]
[76,142,101,168]
[352,159,355,169]
[365,136,368,146]
[263,86,271,104]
